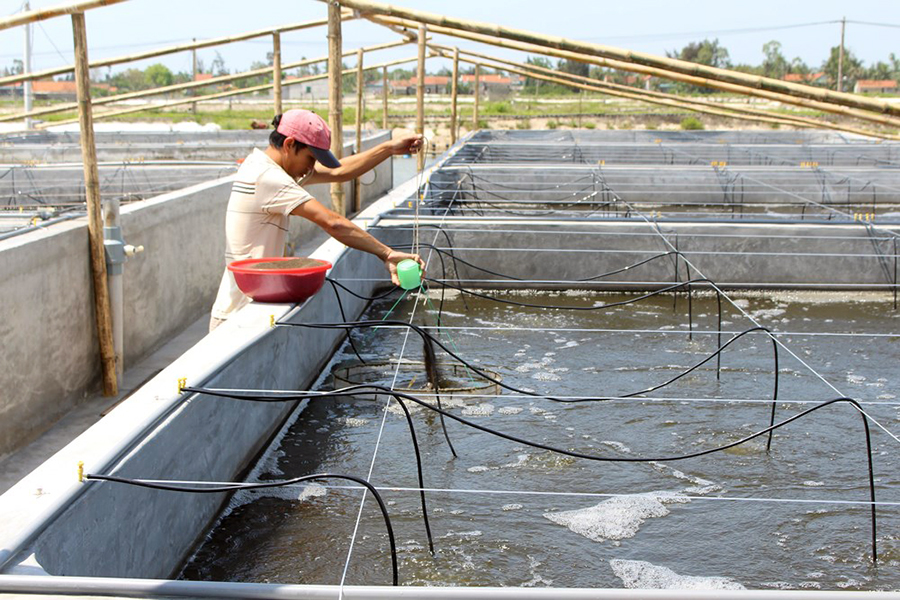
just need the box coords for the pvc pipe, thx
[108,269,123,378]
[0,212,84,242]
[1,575,898,600]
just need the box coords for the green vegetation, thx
[547,120,558,129]
[680,116,704,130]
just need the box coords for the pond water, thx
[179,288,900,591]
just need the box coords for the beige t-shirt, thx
[211,148,313,320]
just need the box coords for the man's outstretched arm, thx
[305,134,423,185]
[291,198,424,285]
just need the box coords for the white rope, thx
[613,187,900,447]
[111,478,900,508]
[338,143,446,597]
[199,388,900,407]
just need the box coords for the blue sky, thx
[2,0,898,77]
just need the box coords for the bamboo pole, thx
[368,14,900,131]
[437,50,823,134]
[71,12,116,396]
[0,13,355,88]
[450,47,459,145]
[1,39,412,124]
[190,39,197,115]
[473,64,480,129]
[382,65,389,129]
[272,32,282,116]
[38,56,418,128]
[435,45,897,140]
[0,0,125,31]
[416,24,426,172]
[338,0,900,118]
[355,48,364,213]
[328,1,345,216]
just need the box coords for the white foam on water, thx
[750,308,786,321]
[461,403,495,417]
[225,482,327,512]
[515,362,542,373]
[467,466,490,473]
[600,440,632,453]
[338,416,369,427]
[543,491,689,542]
[441,530,483,539]
[502,453,531,469]
[426,288,461,301]
[498,406,524,415]
[846,374,866,385]
[502,504,524,511]
[803,481,825,487]
[522,555,554,587]
[531,371,561,381]
[609,559,745,590]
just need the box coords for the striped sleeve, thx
[257,166,313,216]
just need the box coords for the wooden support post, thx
[837,16,846,93]
[354,48,364,213]
[416,24,426,172]
[72,11,116,396]
[272,31,282,115]
[450,47,459,145]
[382,64,389,129]
[327,1,344,215]
[191,38,197,115]
[473,63,480,129]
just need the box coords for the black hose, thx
[185,386,879,564]
[278,320,776,409]
[86,471,400,584]
[182,385,436,556]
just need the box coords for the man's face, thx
[281,139,317,180]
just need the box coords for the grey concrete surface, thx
[0,128,387,163]
[0,131,392,460]
[0,314,210,496]
[0,194,401,579]
[374,217,900,289]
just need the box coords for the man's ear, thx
[283,137,294,153]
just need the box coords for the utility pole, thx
[23,1,32,129]
[837,16,846,93]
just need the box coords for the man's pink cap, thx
[276,109,341,168]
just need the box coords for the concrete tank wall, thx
[0,182,413,580]
[0,131,393,459]
[374,218,900,290]
[0,129,392,165]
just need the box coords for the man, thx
[210,108,425,331]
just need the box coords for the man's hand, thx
[383,249,426,286]
[389,134,424,156]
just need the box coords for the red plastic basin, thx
[227,257,332,303]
